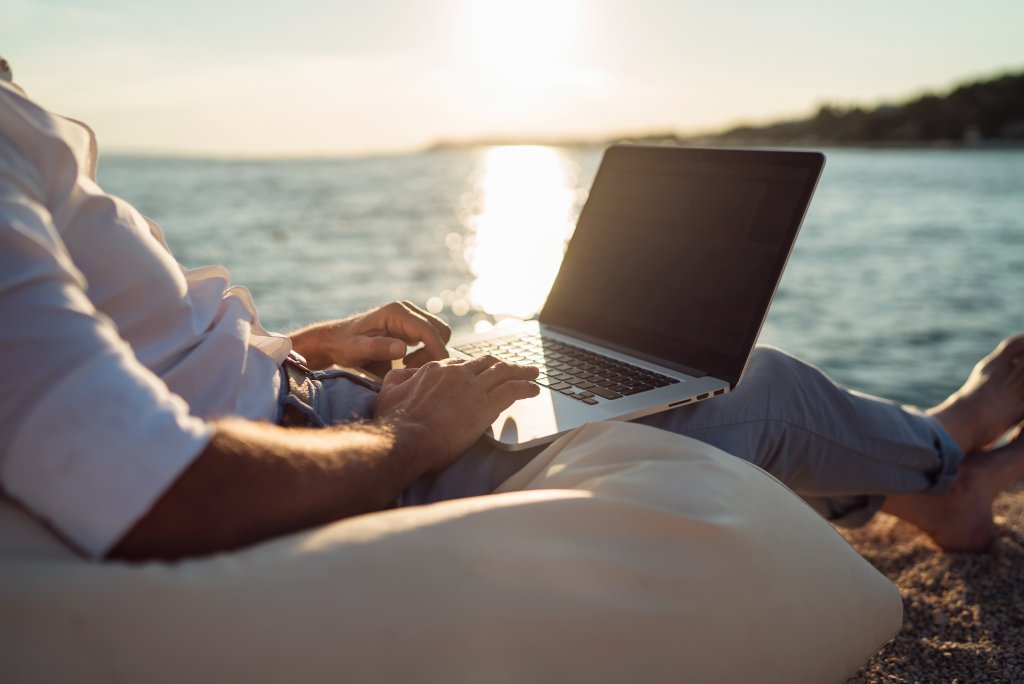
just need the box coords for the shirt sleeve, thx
[0,191,212,559]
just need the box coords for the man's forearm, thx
[109,418,427,561]
[111,354,540,562]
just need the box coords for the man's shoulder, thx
[0,81,97,214]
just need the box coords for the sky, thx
[4,0,1023,157]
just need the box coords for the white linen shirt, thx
[0,80,290,558]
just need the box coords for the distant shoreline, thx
[427,138,1024,152]
[101,140,1024,163]
[432,68,1024,154]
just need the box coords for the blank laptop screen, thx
[540,145,824,386]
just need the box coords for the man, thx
[2,65,1023,562]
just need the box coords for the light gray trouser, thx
[398,346,964,527]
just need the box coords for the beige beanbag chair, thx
[0,422,900,682]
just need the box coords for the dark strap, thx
[280,357,318,427]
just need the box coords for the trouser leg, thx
[636,346,964,525]
[398,440,544,507]
[400,345,963,527]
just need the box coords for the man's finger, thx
[488,380,542,413]
[477,361,539,389]
[400,300,452,343]
[382,303,450,362]
[458,354,502,374]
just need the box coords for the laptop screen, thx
[540,145,824,386]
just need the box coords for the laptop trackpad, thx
[485,390,588,451]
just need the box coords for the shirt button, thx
[0,57,11,83]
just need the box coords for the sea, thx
[98,147,1024,409]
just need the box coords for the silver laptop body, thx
[450,145,825,450]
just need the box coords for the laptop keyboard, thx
[453,332,679,405]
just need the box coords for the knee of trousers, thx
[747,345,805,378]
[740,346,816,399]
[735,346,840,423]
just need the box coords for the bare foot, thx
[882,435,1024,551]
[927,333,1024,453]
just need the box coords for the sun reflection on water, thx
[463,146,579,326]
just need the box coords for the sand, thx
[842,483,1024,683]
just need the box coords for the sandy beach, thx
[843,483,1024,683]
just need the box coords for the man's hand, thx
[374,356,540,473]
[289,301,451,373]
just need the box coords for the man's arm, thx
[111,356,539,561]
[110,420,418,560]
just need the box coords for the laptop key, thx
[590,386,622,400]
[581,397,599,405]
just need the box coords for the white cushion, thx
[0,421,900,682]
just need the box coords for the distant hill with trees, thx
[430,69,1024,150]
[633,69,1024,148]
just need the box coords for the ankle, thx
[927,397,976,454]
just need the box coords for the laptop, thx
[450,144,825,450]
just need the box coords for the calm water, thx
[98,147,1024,408]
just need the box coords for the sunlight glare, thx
[465,146,578,319]
[468,0,579,86]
